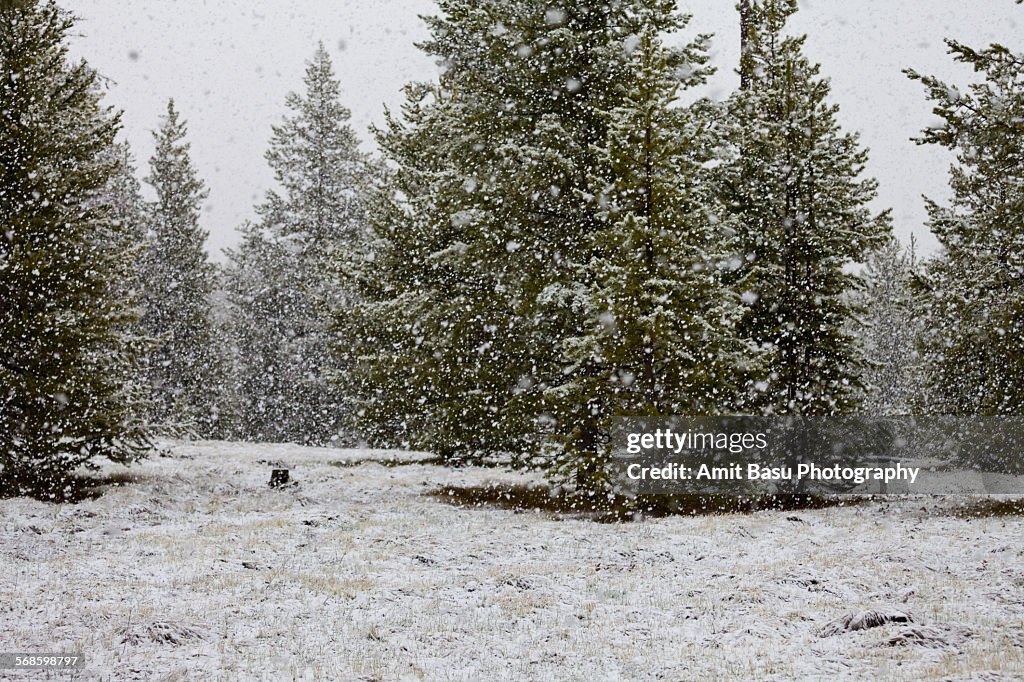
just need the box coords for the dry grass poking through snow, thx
[1,441,1022,680]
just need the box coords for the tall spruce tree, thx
[138,100,224,435]
[0,0,151,496]
[109,143,146,262]
[907,41,1024,415]
[343,0,703,463]
[225,46,367,444]
[859,237,922,415]
[720,0,890,416]
[545,28,760,489]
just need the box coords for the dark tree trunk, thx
[739,0,754,90]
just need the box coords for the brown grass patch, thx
[430,483,860,522]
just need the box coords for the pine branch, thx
[0,355,31,376]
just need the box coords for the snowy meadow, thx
[2,442,1023,680]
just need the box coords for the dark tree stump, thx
[269,469,290,488]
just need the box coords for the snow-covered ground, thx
[1,441,1022,681]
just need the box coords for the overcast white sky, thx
[65,1,1022,260]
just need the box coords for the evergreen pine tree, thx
[343,0,697,463]
[0,0,151,496]
[719,0,891,416]
[859,237,922,415]
[907,41,1024,415]
[138,100,224,435]
[108,143,146,257]
[224,223,293,441]
[545,28,759,490]
[225,45,367,444]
